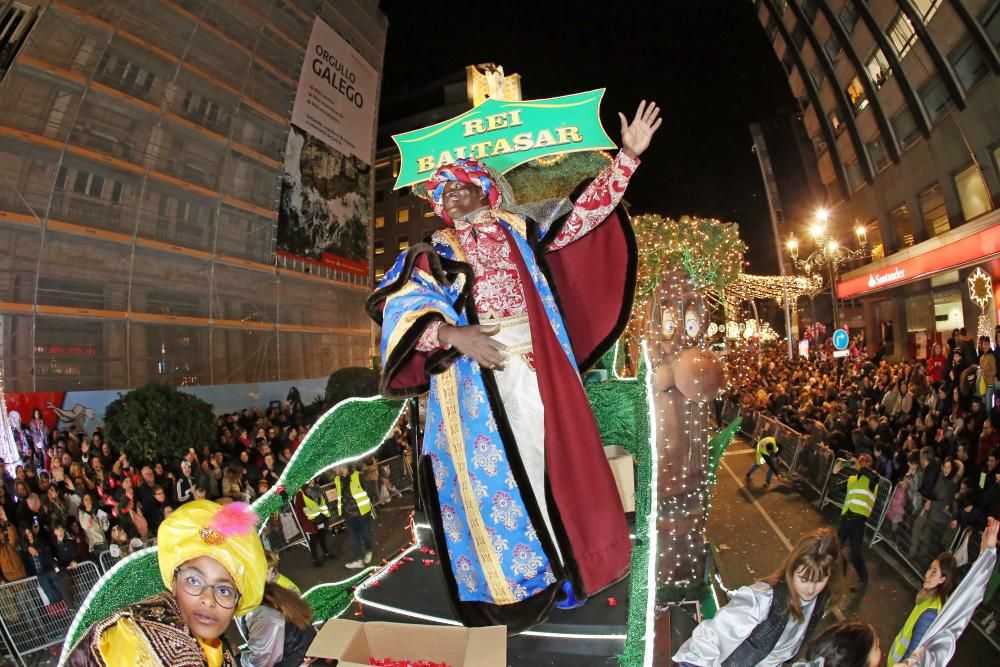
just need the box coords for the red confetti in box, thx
[607,596,617,607]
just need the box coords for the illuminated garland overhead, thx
[726,273,823,308]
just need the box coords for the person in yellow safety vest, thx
[745,435,782,487]
[264,549,301,593]
[297,481,336,567]
[333,464,374,570]
[834,453,877,587]
[802,519,999,667]
[886,552,957,665]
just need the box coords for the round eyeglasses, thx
[174,567,241,609]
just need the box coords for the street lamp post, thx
[786,209,871,335]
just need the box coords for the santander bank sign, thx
[837,221,1000,299]
[867,267,905,288]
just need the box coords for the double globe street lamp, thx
[786,209,871,331]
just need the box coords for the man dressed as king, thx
[367,101,661,632]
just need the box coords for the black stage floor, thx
[352,528,630,666]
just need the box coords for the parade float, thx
[59,91,753,667]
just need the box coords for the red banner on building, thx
[837,223,1000,299]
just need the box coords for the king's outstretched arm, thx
[544,100,661,251]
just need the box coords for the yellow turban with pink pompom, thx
[157,500,266,616]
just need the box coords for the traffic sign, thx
[833,349,850,358]
[832,328,849,351]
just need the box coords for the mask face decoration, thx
[662,308,678,340]
[684,304,701,339]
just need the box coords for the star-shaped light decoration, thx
[967,267,993,311]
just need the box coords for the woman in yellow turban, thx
[66,500,267,666]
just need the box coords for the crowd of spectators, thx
[0,399,411,597]
[723,325,1000,550]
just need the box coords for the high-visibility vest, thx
[755,436,777,465]
[334,471,372,517]
[300,490,331,520]
[842,473,876,518]
[887,595,943,665]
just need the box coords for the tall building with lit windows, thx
[755,0,1000,358]
[0,0,386,392]
[371,65,522,283]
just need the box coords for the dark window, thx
[867,137,889,172]
[824,35,842,63]
[948,36,989,92]
[73,171,89,194]
[810,63,826,89]
[374,240,384,255]
[919,75,950,124]
[791,24,806,50]
[782,50,795,74]
[891,107,920,149]
[840,3,860,34]
[766,14,778,42]
[846,160,866,192]
[55,165,68,189]
[919,183,949,237]
[890,203,915,248]
[801,0,818,24]
[374,161,393,183]
[983,0,1000,49]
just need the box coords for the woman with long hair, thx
[799,518,998,667]
[886,553,958,664]
[240,582,317,667]
[673,528,842,666]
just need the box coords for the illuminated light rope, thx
[58,546,160,665]
[641,341,659,667]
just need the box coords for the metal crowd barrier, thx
[752,415,804,475]
[819,459,894,546]
[0,561,100,666]
[788,438,835,497]
[719,400,740,427]
[871,482,962,578]
[259,495,310,553]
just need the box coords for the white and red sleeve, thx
[547,151,639,252]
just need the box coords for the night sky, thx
[378,0,811,274]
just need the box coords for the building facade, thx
[755,0,1000,357]
[372,65,522,283]
[0,0,386,392]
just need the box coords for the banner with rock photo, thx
[277,126,369,275]
[277,16,378,276]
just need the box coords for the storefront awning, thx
[837,211,1000,299]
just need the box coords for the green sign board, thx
[391,88,616,190]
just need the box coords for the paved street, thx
[710,435,997,665]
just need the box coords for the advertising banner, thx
[391,89,616,190]
[279,17,377,270]
[291,16,378,163]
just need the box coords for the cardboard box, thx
[307,619,507,666]
[604,445,636,513]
